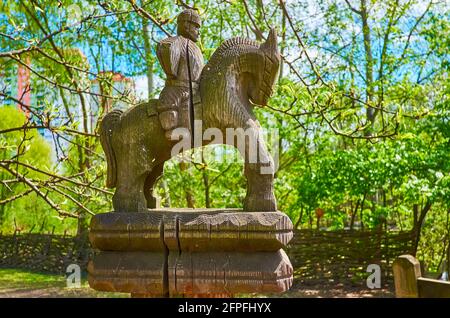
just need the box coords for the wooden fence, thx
[0,228,415,287]
[286,229,416,287]
[0,231,91,273]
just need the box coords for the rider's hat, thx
[177,9,201,26]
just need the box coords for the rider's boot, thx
[159,110,179,141]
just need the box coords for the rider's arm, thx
[156,37,185,79]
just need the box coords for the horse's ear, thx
[261,28,279,56]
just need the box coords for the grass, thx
[0,268,65,289]
[0,268,127,298]
[0,268,393,298]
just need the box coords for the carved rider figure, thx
[156,9,204,140]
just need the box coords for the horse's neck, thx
[198,62,257,133]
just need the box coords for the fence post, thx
[392,254,421,298]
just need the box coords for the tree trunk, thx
[161,179,171,207]
[76,211,89,239]
[360,0,375,131]
[201,150,210,208]
[360,193,366,231]
[0,152,7,225]
[278,1,286,82]
[141,16,154,97]
[294,205,304,229]
[179,161,195,208]
[413,201,432,255]
[350,199,360,230]
[308,208,313,229]
[0,180,6,226]
[447,208,450,276]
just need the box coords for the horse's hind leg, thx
[113,170,148,212]
[144,162,164,209]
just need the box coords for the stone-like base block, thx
[87,252,166,296]
[90,209,293,252]
[88,250,293,295]
[88,209,295,296]
[169,249,293,295]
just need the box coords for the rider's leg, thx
[158,86,189,140]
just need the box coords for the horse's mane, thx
[202,37,259,78]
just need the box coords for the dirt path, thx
[0,285,393,298]
[283,287,393,298]
[0,268,393,298]
[0,286,127,298]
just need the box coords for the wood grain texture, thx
[87,251,165,295]
[89,211,164,251]
[99,26,281,213]
[393,254,422,298]
[166,210,293,252]
[168,249,293,295]
[89,209,293,252]
[393,254,450,298]
[418,277,450,298]
[88,209,294,296]
[88,248,293,296]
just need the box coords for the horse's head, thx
[245,28,280,107]
[200,30,281,124]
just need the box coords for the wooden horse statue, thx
[99,29,280,213]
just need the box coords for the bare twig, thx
[0,163,78,218]
[125,0,172,37]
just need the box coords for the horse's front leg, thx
[240,121,277,212]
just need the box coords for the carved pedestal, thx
[88,209,294,297]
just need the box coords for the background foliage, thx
[0,0,449,273]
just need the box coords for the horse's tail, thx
[99,109,123,188]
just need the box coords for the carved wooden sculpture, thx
[89,10,293,298]
[156,9,203,141]
[89,209,293,297]
[99,16,280,213]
